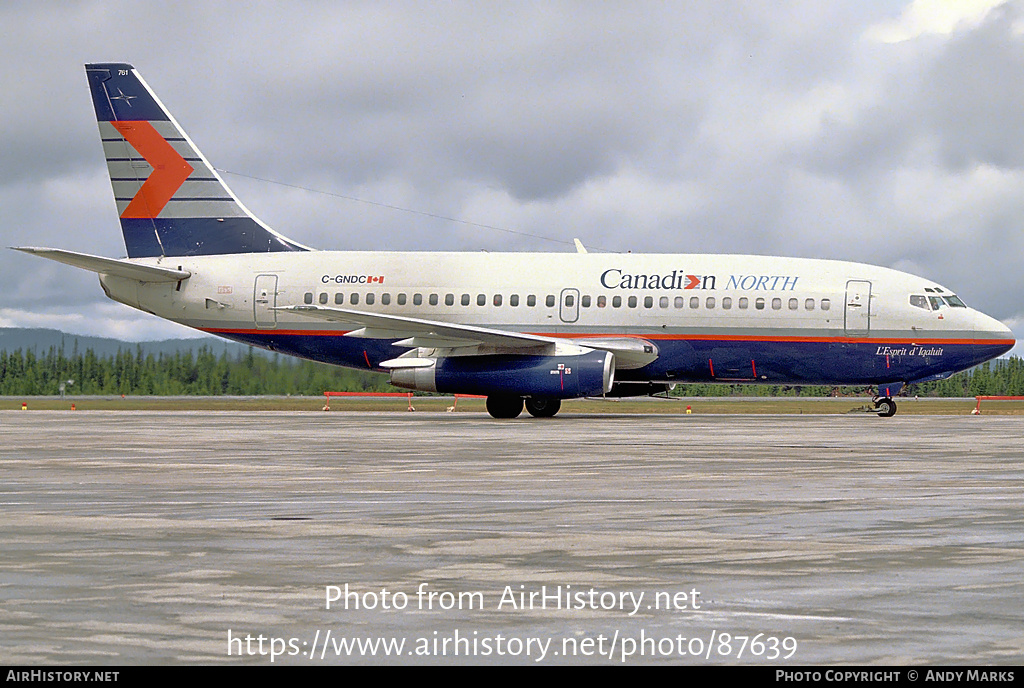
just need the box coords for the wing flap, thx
[275,304,554,352]
[379,357,436,369]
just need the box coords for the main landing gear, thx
[485,395,523,419]
[485,396,562,419]
[873,397,897,417]
[525,397,561,418]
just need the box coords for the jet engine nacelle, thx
[390,350,615,399]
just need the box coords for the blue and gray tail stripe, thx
[86,63,310,258]
[98,119,250,220]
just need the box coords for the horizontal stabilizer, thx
[12,247,191,282]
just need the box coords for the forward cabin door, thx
[254,274,279,329]
[844,280,871,336]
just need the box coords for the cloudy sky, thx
[2,0,1023,353]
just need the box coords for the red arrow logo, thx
[111,121,194,219]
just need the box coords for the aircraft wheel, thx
[486,395,524,419]
[525,397,561,418]
[875,397,897,417]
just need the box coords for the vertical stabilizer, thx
[85,63,309,258]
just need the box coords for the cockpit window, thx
[912,294,967,310]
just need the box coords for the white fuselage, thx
[99,250,1013,389]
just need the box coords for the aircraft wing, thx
[275,305,556,352]
[13,247,191,282]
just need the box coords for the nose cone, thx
[974,309,1015,357]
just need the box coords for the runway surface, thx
[2,411,1022,665]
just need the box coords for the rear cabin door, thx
[254,274,279,329]
[844,280,871,336]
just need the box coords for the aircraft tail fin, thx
[85,63,309,258]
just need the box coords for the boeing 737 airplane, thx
[15,64,1016,417]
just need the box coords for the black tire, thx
[486,395,524,419]
[875,398,897,417]
[525,397,561,418]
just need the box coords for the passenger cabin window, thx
[644,296,653,308]
[546,295,555,307]
[821,299,831,311]
[350,293,359,305]
[429,293,438,306]
[805,298,814,311]
[398,293,407,305]
[739,297,748,309]
[612,296,622,308]
[722,297,732,309]
[445,293,454,306]
[510,294,520,307]
[335,293,345,305]
[462,294,470,306]
[381,293,391,305]
[494,294,502,306]
[413,293,423,306]
[478,294,486,306]
[366,293,375,305]
[319,292,328,304]
[628,296,638,308]
[304,292,313,304]
[690,296,699,309]
[527,295,537,307]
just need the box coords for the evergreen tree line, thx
[1,345,1021,398]
[0,346,391,396]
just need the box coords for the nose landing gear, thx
[873,397,897,417]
